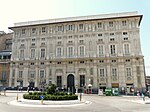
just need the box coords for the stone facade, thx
[0,32,12,87]
[9,12,146,93]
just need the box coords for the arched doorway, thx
[67,74,75,93]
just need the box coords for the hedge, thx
[23,93,78,100]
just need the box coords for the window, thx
[19,71,23,78]
[58,36,62,39]
[57,76,62,87]
[98,45,104,56]
[31,43,35,46]
[40,70,44,78]
[41,62,44,65]
[32,28,36,33]
[2,71,6,80]
[42,27,46,33]
[41,49,45,58]
[68,41,73,44]
[98,39,103,42]
[57,47,62,57]
[109,21,113,27]
[90,68,93,75]
[41,42,45,46]
[79,40,84,44]
[97,22,102,28]
[30,72,35,78]
[110,38,115,41]
[110,45,116,56]
[57,41,61,45]
[99,60,104,63]
[31,63,34,65]
[110,33,114,36]
[112,60,117,62]
[32,38,35,41]
[98,34,102,36]
[126,68,132,77]
[57,62,61,64]
[126,59,130,62]
[67,46,73,57]
[31,49,35,58]
[20,44,24,47]
[68,36,72,39]
[20,63,23,65]
[41,38,45,41]
[112,68,117,76]
[124,44,130,55]
[100,69,104,77]
[123,32,128,35]
[20,50,24,58]
[80,61,84,63]
[22,29,25,34]
[68,61,73,64]
[68,25,73,30]
[79,46,85,56]
[122,20,127,26]
[80,75,85,87]
[124,37,128,40]
[58,26,63,31]
[79,24,84,29]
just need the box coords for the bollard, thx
[16,93,18,101]
[80,93,82,101]
[41,99,43,104]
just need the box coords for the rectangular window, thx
[31,49,35,58]
[98,45,104,56]
[22,29,25,34]
[97,22,102,28]
[19,71,23,78]
[20,50,24,58]
[40,70,44,78]
[68,47,73,57]
[42,27,46,33]
[41,49,45,58]
[58,26,63,31]
[126,68,131,77]
[68,25,73,30]
[122,20,127,26]
[109,22,113,27]
[57,47,62,57]
[79,24,84,29]
[32,28,36,33]
[90,68,93,75]
[110,45,116,56]
[2,71,6,80]
[124,44,130,55]
[112,68,117,76]
[79,46,85,56]
[80,75,85,87]
[57,76,62,88]
[100,69,104,77]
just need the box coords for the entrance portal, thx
[67,74,75,93]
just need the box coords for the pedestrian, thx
[142,93,145,101]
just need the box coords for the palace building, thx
[8,12,146,94]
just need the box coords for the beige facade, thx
[9,12,146,93]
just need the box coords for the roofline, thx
[8,15,142,30]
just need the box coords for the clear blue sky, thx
[0,0,150,75]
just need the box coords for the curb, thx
[8,99,92,107]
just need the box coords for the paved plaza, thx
[0,91,150,112]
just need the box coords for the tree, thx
[46,84,56,94]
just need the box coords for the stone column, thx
[23,65,29,87]
[106,65,111,88]
[46,64,49,85]
[35,66,39,87]
[14,65,18,87]
[9,64,13,87]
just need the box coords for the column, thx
[9,65,13,86]
[46,64,49,85]
[35,66,39,87]
[106,65,111,88]
[23,66,29,87]
[14,66,18,87]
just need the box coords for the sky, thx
[0,0,150,75]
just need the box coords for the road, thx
[0,92,150,112]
